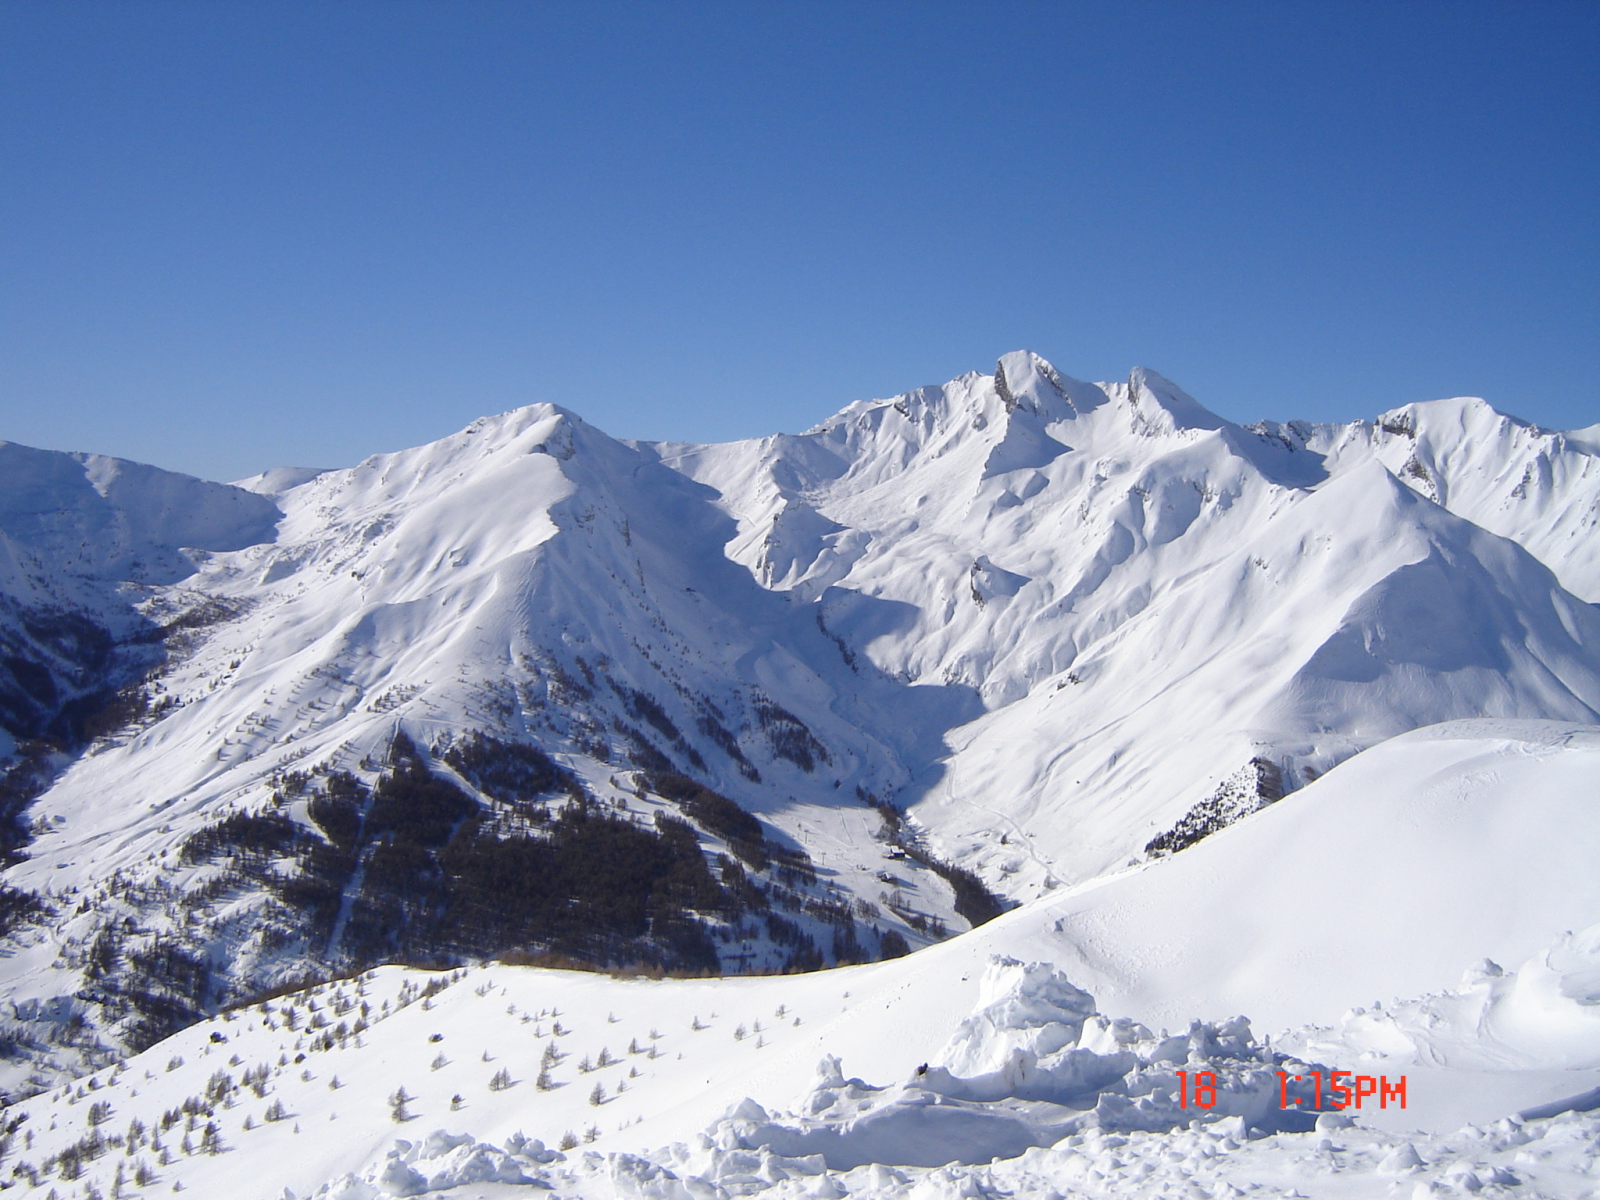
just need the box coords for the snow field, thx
[994,720,1600,1038]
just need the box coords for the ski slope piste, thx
[9,720,1600,1198]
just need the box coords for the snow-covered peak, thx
[1117,365,1227,435]
[1376,393,1533,439]
[0,440,281,585]
[991,350,1099,418]
[656,355,1600,894]
[808,353,1229,451]
[290,403,585,504]
[233,466,333,498]
[1305,393,1600,600]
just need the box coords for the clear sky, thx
[1,1,1596,482]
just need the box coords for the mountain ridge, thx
[0,352,1594,1099]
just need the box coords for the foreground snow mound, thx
[936,957,1102,1076]
[310,1110,1600,1200]
[1284,920,1600,1073]
[701,958,1324,1170]
[314,1130,561,1199]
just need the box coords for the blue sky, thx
[1,1,1595,482]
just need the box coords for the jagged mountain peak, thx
[787,355,1274,512]
[659,355,1600,891]
[991,349,1095,418]
[1117,365,1228,434]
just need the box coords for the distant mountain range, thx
[0,352,1595,1097]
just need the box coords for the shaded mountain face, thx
[0,354,1594,1095]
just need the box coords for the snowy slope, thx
[7,720,1600,1199]
[7,405,958,911]
[0,442,281,588]
[984,719,1600,1037]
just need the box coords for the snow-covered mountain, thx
[0,353,1596,1107]
[656,354,1600,888]
[0,441,281,747]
